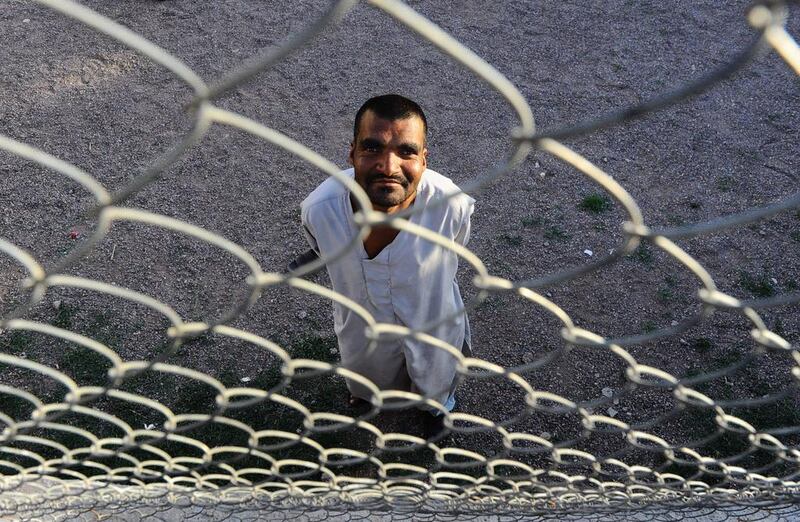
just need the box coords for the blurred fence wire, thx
[2,0,800,520]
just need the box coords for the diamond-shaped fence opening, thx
[1,0,800,520]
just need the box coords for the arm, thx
[454,196,475,247]
[301,224,320,256]
[300,201,321,256]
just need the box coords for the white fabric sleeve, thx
[454,197,475,247]
[300,204,320,255]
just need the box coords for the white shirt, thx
[300,168,474,407]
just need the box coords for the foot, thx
[422,412,450,443]
[287,248,322,274]
[348,394,369,409]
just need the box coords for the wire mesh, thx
[1,0,800,520]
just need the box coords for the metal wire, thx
[1,0,800,519]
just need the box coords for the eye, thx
[399,147,417,157]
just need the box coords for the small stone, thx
[543,241,550,246]
[240,377,251,383]
[545,292,552,298]
[670,320,678,327]
[297,310,308,319]
[539,431,551,440]
[331,347,339,355]
[771,278,778,285]
[144,423,156,430]
[539,172,546,178]
[602,156,609,163]
[23,18,30,23]
[522,352,534,364]
[613,398,620,405]
[607,407,618,418]
[601,387,613,398]
[19,352,26,359]
[584,249,593,257]
[680,338,688,345]
[53,300,62,311]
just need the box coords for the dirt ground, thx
[2,0,800,508]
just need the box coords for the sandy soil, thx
[1,0,800,504]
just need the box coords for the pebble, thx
[613,398,620,405]
[297,310,307,319]
[771,278,778,285]
[53,300,62,311]
[539,172,546,178]
[23,18,30,23]
[607,407,618,418]
[240,377,251,383]
[670,320,678,326]
[522,352,534,364]
[601,387,613,398]
[584,249,593,257]
[539,431,551,440]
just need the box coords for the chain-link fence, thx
[2,0,800,520]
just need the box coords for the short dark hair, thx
[353,94,428,141]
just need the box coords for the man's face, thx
[349,110,428,213]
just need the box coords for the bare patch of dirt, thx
[1,0,799,500]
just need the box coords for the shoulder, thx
[301,168,354,217]
[421,168,475,213]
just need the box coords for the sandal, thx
[348,394,369,408]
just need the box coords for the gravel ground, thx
[1,0,800,515]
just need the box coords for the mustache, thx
[367,174,408,187]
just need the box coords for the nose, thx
[375,151,401,175]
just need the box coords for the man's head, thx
[349,94,428,213]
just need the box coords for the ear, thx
[421,147,428,170]
[348,141,355,166]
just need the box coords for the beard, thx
[364,174,411,208]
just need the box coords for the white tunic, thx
[300,168,474,408]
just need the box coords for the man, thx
[294,94,474,438]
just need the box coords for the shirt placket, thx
[362,253,394,323]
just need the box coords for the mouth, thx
[369,178,405,187]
